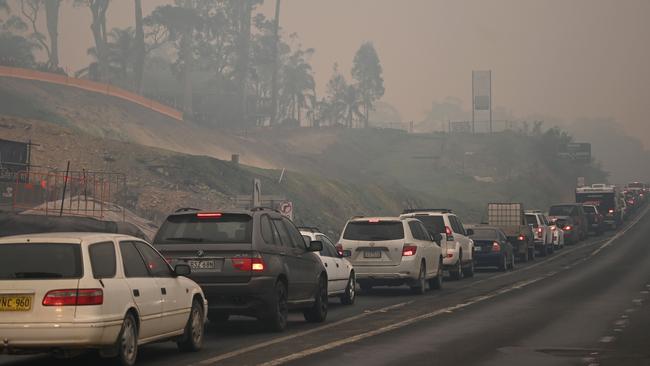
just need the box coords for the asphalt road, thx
[2,206,649,366]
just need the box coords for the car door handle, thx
[133,289,140,297]
[324,262,328,267]
[336,263,339,268]
[161,288,167,295]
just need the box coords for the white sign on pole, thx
[279,201,293,220]
[253,179,261,208]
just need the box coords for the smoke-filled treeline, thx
[0,0,385,128]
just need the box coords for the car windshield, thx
[549,206,575,216]
[583,206,597,214]
[0,244,82,280]
[412,215,445,235]
[343,221,404,241]
[154,213,253,244]
[470,229,498,240]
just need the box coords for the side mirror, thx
[433,233,443,244]
[466,229,474,236]
[174,264,191,277]
[308,240,323,252]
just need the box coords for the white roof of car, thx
[0,232,142,244]
[350,216,403,222]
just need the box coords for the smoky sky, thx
[53,0,650,146]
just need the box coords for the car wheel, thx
[264,280,288,332]
[410,261,427,295]
[528,246,536,261]
[429,259,443,290]
[304,275,328,323]
[340,273,356,305]
[178,299,204,352]
[462,259,474,278]
[117,313,138,366]
[499,254,508,271]
[451,252,463,280]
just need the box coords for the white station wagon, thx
[0,233,207,366]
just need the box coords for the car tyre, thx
[429,259,443,290]
[499,254,508,271]
[462,259,475,278]
[304,275,328,323]
[410,261,427,295]
[340,273,356,305]
[450,251,464,280]
[264,280,288,332]
[509,253,516,270]
[178,299,204,352]
[116,313,138,366]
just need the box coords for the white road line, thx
[599,336,616,343]
[591,206,650,256]
[257,276,553,366]
[194,301,412,365]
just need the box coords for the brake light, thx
[231,257,265,272]
[445,226,454,241]
[42,289,103,306]
[197,212,222,218]
[537,227,543,237]
[564,225,572,231]
[402,245,417,257]
[368,218,380,223]
[608,209,614,214]
[492,242,501,252]
[518,235,525,241]
[335,243,344,256]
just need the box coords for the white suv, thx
[525,210,554,256]
[338,216,443,294]
[401,209,474,280]
[300,227,356,305]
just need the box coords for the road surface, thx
[2,207,649,366]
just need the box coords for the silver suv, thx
[337,216,443,294]
[401,209,475,280]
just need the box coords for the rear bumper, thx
[198,276,276,316]
[354,260,419,286]
[0,321,121,352]
[474,253,503,267]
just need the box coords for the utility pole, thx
[269,0,281,126]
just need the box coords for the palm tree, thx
[281,53,315,125]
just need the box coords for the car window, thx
[154,213,253,244]
[120,241,150,278]
[271,218,292,247]
[0,243,82,280]
[260,214,276,245]
[408,221,425,240]
[417,222,432,241]
[470,228,498,240]
[456,216,468,236]
[89,241,116,279]
[342,221,405,241]
[449,216,463,235]
[413,215,445,235]
[134,241,173,277]
[316,235,336,257]
[282,218,308,250]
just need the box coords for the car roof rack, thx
[174,207,201,213]
[298,226,321,233]
[402,208,453,214]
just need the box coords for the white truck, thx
[487,203,536,262]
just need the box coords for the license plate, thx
[0,295,33,312]
[474,246,482,252]
[188,260,216,270]
[364,248,382,258]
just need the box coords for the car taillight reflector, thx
[445,226,454,241]
[43,289,103,306]
[231,257,265,272]
[335,243,344,256]
[197,212,222,218]
[402,245,417,257]
[492,242,501,252]
[608,209,614,214]
[564,225,572,231]
[518,235,525,241]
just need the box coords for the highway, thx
[2,207,649,366]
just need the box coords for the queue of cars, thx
[0,181,646,365]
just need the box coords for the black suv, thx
[153,208,328,332]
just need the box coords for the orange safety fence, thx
[0,65,183,122]
[13,170,126,221]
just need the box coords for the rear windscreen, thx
[0,244,82,280]
[549,206,575,216]
[343,221,404,241]
[470,229,498,240]
[154,214,253,244]
[413,216,445,235]
[575,193,615,210]
[525,215,538,227]
[583,206,597,214]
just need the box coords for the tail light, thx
[335,243,344,256]
[492,242,501,252]
[537,227,543,237]
[445,226,454,241]
[231,255,265,272]
[564,225,572,231]
[197,212,222,218]
[517,235,525,241]
[608,209,614,214]
[43,289,103,306]
[402,245,417,257]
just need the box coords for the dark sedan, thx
[469,226,515,271]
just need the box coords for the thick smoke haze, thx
[53,0,650,147]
